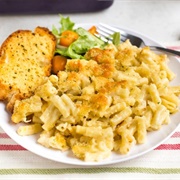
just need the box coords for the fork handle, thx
[149,46,180,56]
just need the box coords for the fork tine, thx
[97,23,129,43]
[94,32,111,43]
[98,26,114,37]
[96,29,113,44]
[97,27,127,43]
[98,23,143,47]
[95,29,127,42]
[99,23,128,37]
[96,28,113,40]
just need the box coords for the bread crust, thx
[0,26,56,112]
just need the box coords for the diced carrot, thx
[52,55,67,74]
[88,26,98,35]
[60,30,79,47]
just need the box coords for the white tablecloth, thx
[0,124,180,179]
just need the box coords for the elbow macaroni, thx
[12,40,180,162]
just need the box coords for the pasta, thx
[11,40,180,162]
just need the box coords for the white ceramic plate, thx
[0,24,180,166]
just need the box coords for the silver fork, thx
[97,23,180,56]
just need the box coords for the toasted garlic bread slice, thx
[0,26,56,112]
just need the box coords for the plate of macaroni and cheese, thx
[0,17,180,165]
